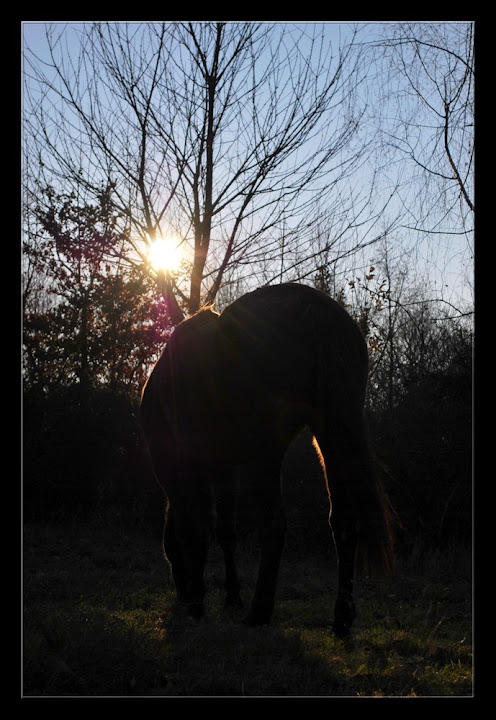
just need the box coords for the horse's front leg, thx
[164,504,209,619]
[163,504,187,603]
[214,472,243,609]
[165,475,214,621]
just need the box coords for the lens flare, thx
[148,236,182,274]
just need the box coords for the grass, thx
[22,522,472,697]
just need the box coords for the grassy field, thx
[22,522,472,697]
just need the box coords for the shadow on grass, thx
[22,524,472,697]
[23,590,350,696]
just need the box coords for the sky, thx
[22,21,474,317]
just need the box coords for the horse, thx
[140,283,394,637]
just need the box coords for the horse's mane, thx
[173,305,219,336]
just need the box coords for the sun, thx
[148,236,182,274]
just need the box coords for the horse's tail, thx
[314,429,396,578]
[352,448,396,578]
[344,437,399,577]
[301,292,396,578]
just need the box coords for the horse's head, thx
[141,307,222,614]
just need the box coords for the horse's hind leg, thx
[314,433,360,638]
[329,478,358,638]
[214,474,243,609]
[243,457,287,627]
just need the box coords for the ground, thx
[22,522,472,697]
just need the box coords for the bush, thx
[370,359,472,548]
[23,386,162,528]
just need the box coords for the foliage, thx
[23,387,156,524]
[23,186,172,396]
[371,350,472,547]
[23,274,170,395]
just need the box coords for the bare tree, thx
[23,22,384,319]
[368,23,474,235]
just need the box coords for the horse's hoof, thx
[242,607,272,627]
[333,595,356,638]
[224,594,244,610]
[242,613,258,627]
[332,619,352,639]
[186,602,205,621]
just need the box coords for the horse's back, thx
[221,284,363,350]
[218,284,368,440]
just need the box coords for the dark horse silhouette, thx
[141,283,394,637]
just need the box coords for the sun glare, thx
[148,236,182,274]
